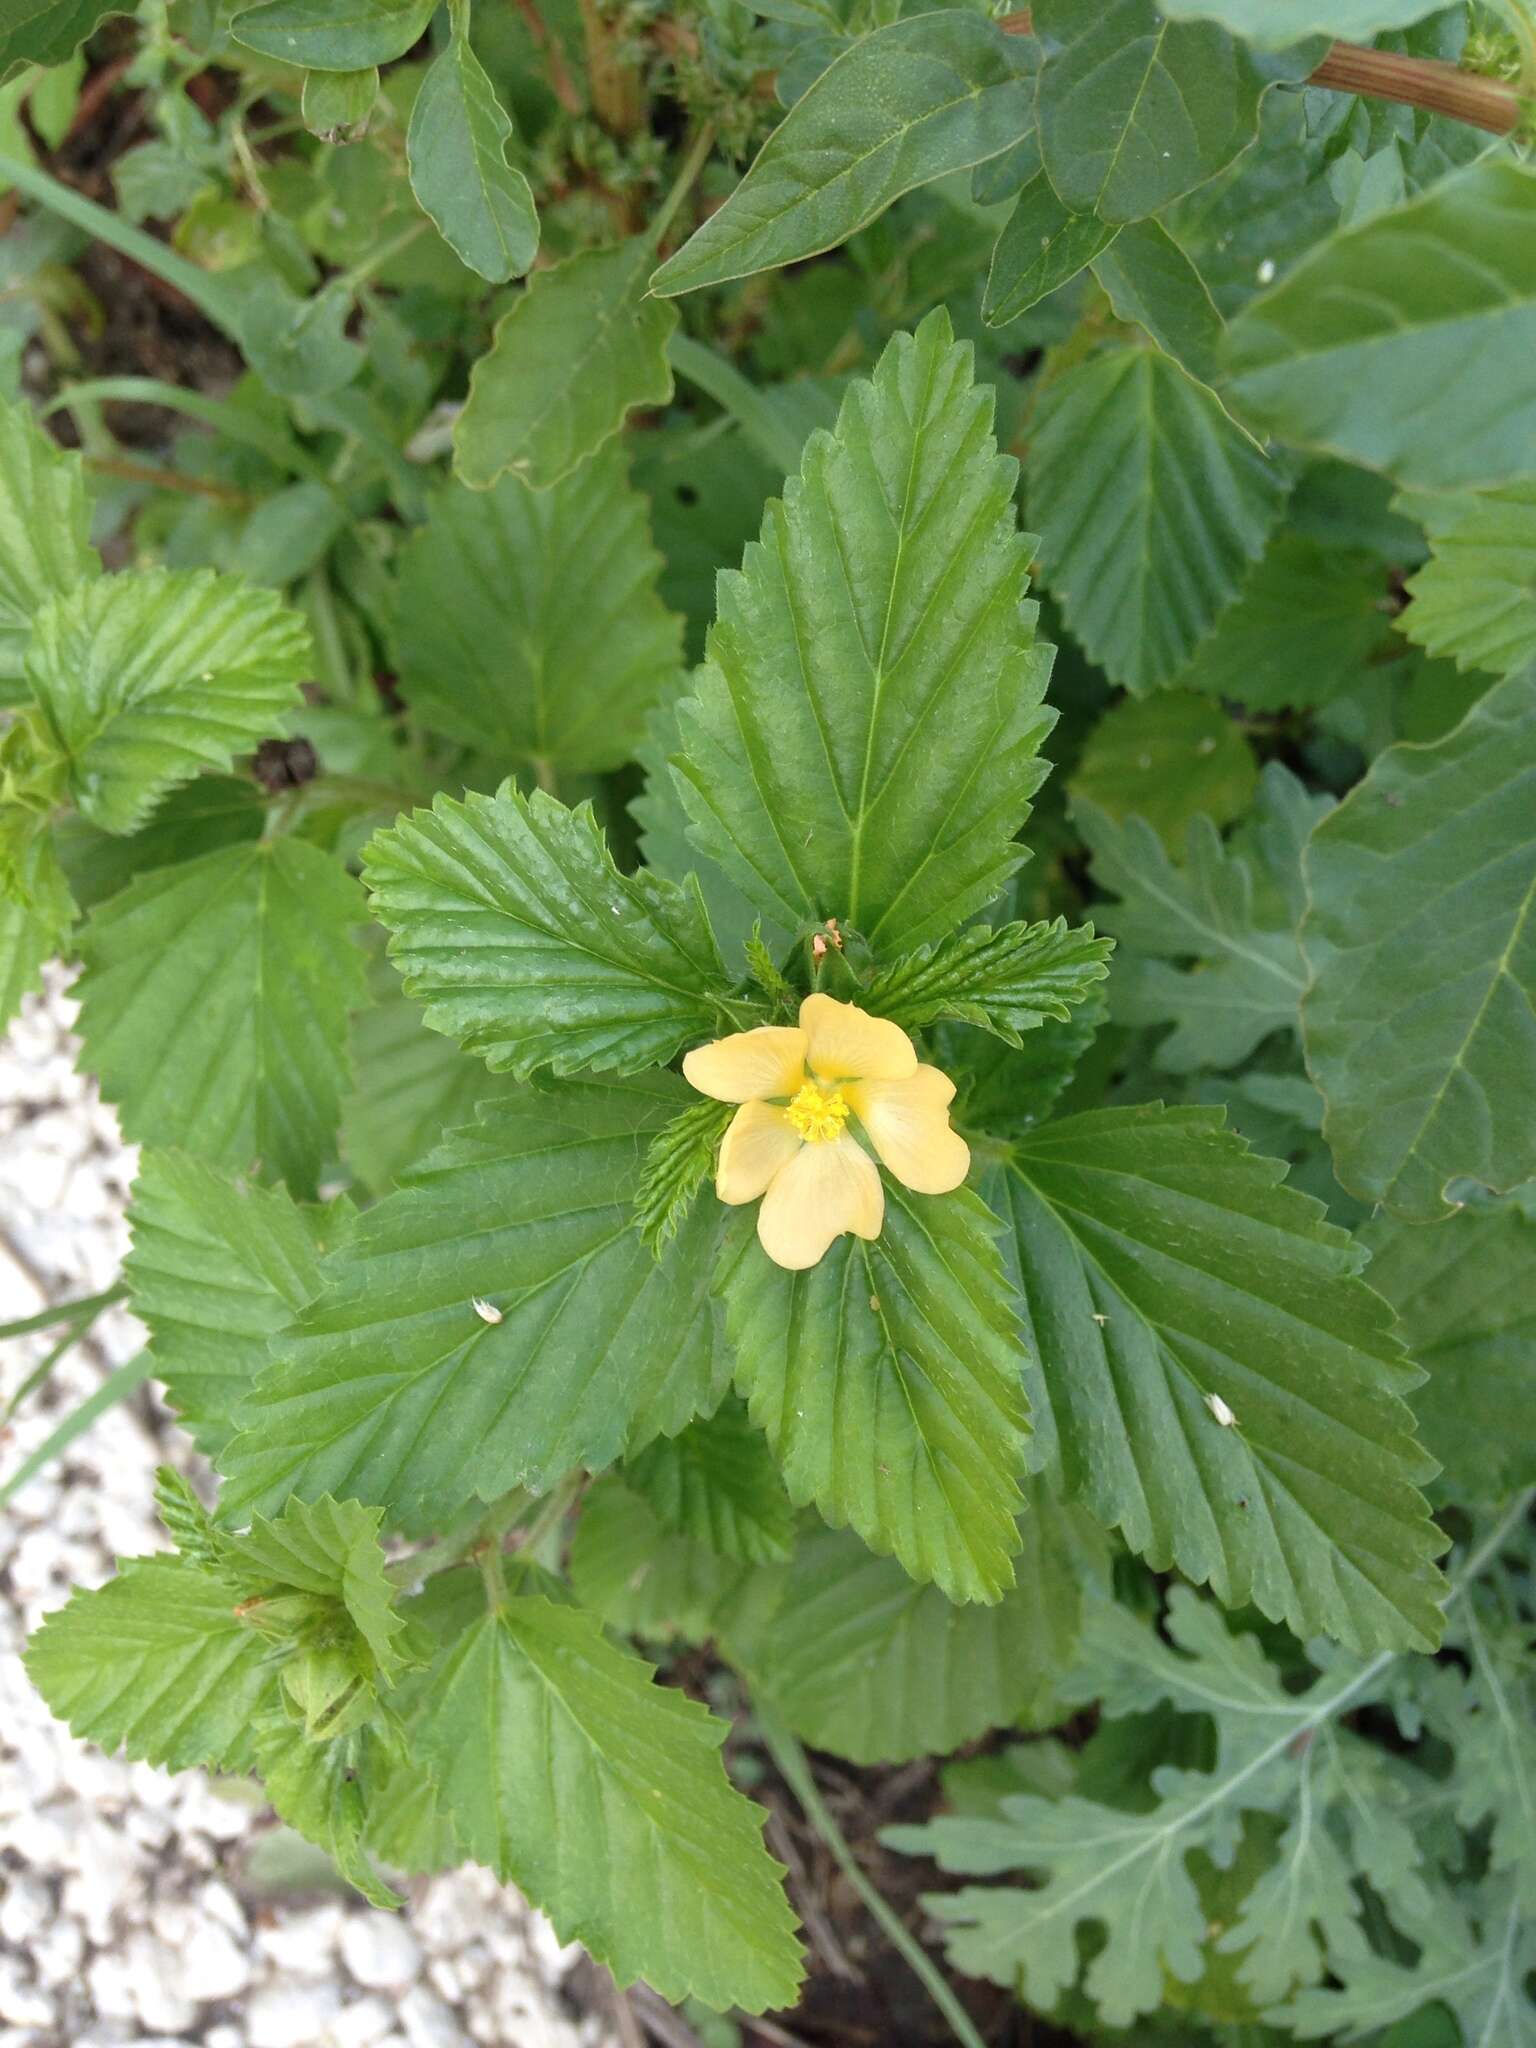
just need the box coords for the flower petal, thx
[846,1065,970,1194]
[799,993,916,1084]
[717,1101,802,1205]
[756,1134,884,1271]
[683,1026,806,1103]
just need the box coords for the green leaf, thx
[410,1592,804,2009]
[300,66,378,140]
[218,1075,727,1529]
[651,14,1033,296]
[124,1149,335,1456]
[53,776,266,914]
[232,0,437,70]
[570,1476,754,1641]
[1069,691,1258,854]
[0,396,97,693]
[862,917,1110,1047]
[1027,345,1286,694]
[26,568,310,835]
[943,995,1106,1137]
[674,309,1055,953]
[1397,480,1536,679]
[1174,534,1397,710]
[74,837,369,1197]
[454,240,675,492]
[0,0,132,75]
[254,1717,403,1911]
[739,1496,1098,1765]
[1088,218,1224,384]
[363,787,732,1081]
[406,29,537,284]
[1224,161,1536,491]
[988,1104,1447,1652]
[625,1398,794,1564]
[1154,0,1444,41]
[633,1096,735,1257]
[632,693,766,963]
[221,1495,408,1680]
[721,1181,1029,1605]
[983,171,1119,329]
[1076,767,1320,1073]
[341,955,512,1195]
[0,822,73,1031]
[394,446,682,774]
[1300,664,1536,1219]
[1032,0,1316,224]
[24,1555,273,1772]
[1364,1190,1536,1505]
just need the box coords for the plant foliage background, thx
[1,0,1534,2040]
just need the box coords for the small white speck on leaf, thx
[472,1297,503,1324]
[1091,1312,1108,1326]
[1257,258,1276,284]
[1205,1392,1237,1428]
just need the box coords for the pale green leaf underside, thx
[1027,345,1286,693]
[24,1556,272,1774]
[1301,663,1536,1220]
[1033,0,1312,223]
[394,446,682,774]
[124,1148,336,1457]
[674,308,1054,954]
[411,1594,804,2009]
[1397,480,1536,679]
[720,1180,1029,1606]
[652,12,1033,295]
[0,397,97,690]
[74,838,368,1198]
[990,1104,1447,1653]
[406,31,537,284]
[454,239,675,491]
[219,1075,726,1531]
[363,786,729,1080]
[1225,160,1536,490]
[27,568,310,834]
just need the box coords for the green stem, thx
[754,1700,990,2048]
[667,333,804,476]
[386,1488,533,1588]
[42,379,329,483]
[649,124,717,250]
[516,1472,583,1566]
[0,1283,126,1343]
[329,218,430,297]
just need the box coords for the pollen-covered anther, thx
[785,1082,850,1144]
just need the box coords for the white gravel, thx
[1,970,615,2048]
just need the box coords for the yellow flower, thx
[682,993,970,1271]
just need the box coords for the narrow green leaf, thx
[454,240,675,491]
[633,1096,734,1257]
[394,446,682,774]
[407,31,537,284]
[653,14,1033,295]
[125,1149,335,1456]
[219,1076,727,1529]
[1027,345,1286,694]
[74,838,369,1197]
[1033,0,1317,223]
[1225,160,1536,490]
[1397,480,1536,678]
[26,568,310,834]
[674,309,1055,953]
[1070,691,1258,853]
[722,1182,1029,1605]
[1301,664,1536,1219]
[862,917,1110,1046]
[738,1496,1098,1765]
[984,171,1118,328]
[24,1555,273,1772]
[990,1104,1447,1653]
[363,786,732,1081]
[411,1593,805,2009]
[1088,218,1224,384]
[232,0,437,70]
[625,1398,795,1564]
[1364,1190,1536,1504]
[0,396,97,693]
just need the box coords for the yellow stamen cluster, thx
[786,1081,849,1144]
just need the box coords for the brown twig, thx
[83,455,252,505]
[996,9,1521,135]
[513,0,585,115]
